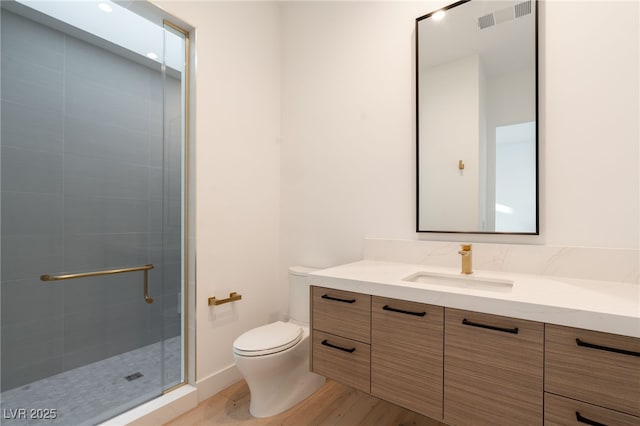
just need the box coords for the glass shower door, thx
[0,1,185,424]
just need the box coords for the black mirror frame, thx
[415,0,540,235]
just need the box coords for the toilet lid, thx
[233,321,303,357]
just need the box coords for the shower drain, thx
[124,372,144,381]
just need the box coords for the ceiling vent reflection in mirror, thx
[478,0,532,30]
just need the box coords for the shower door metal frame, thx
[161,17,192,395]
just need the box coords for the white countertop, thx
[310,260,640,338]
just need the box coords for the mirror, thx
[416,0,538,234]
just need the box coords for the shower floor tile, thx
[0,336,181,426]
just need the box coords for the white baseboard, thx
[196,363,242,402]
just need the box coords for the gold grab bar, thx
[41,264,155,304]
[208,292,242,306]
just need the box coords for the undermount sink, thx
[402,271,514,292]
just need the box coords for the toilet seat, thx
[233,321,303,357]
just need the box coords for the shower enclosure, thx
[0,1,188,424]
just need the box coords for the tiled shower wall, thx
[1,10,182,391]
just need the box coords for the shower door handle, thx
[41,264,155,304]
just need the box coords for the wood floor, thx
[165,379,446,426]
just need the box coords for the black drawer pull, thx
[576,338,640,358]
[321,294,356,304]
[462,318,519,334]
[321,339,356,353]
[383,305,426,317]
[576,412,607,426]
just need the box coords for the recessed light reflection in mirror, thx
[97,2,112,13]
[432,10,446,21]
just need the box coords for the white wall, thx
[420,55,481,231]
[543,0,639,248]
[281,0,640,278]
[154,0,284,391]
[281,2,430,272]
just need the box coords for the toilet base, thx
[234,330,325,418]
[248,368,325,418]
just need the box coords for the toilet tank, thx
[288,266,318,325]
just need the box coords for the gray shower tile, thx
[104,332,151,361]
[63,233,149,273]
[164,316,182,340]
[2,52,64,90]
[1,100,64,153]
[148,297,181,342]
[1,74,64,113]
[1,319,64,388]
[0,315,64,347]
[64,154,149,200]
[62,275,108,315]
[1,50,64,112]
[166,197,183,229]
[165,136,183,171]
[64,197,149,235]
[147,199,182,236]
[62,307,109,356]
[162,230,183,265]
[64,36,156,100]
[149,126,164,169]
[106,301,150,345]
[163,261,182,294]
[0,278,64,326]
[148,71,164,105]
[101,273,148,306]
[147,324,164,344]
[0,355,64,392]
[149,101,163,127]
[64,115,149,166]
[167,170,183,201]
[1,234,64,281]
[165,76,183,111]
[148,200,163,234]
[148,167,163,200]
[1,11,64,71]
[62,342,113,372]
[146,261,164,290]
[162,289,181,318]
[1,146,63,194]
[1,192,63,236]
[65,74,151,134]
[148,127,182,172]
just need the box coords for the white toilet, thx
[232,266,325,418]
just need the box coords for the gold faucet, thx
[458,244,473,275]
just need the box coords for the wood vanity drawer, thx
[545,392,640,426]
[311,286,371,343]
[444,308,544,426]
[312,330,370,393]
[545,324,640,417]
[371,297,443,420]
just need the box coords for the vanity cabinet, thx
[310,285,639,426]
[544,393,640,426]
[443,308,544,426]
[545,324,640,421]
[311,286,370,343]
[311,286,371,393]
[311,330,371,393]
[371,296,443,420]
